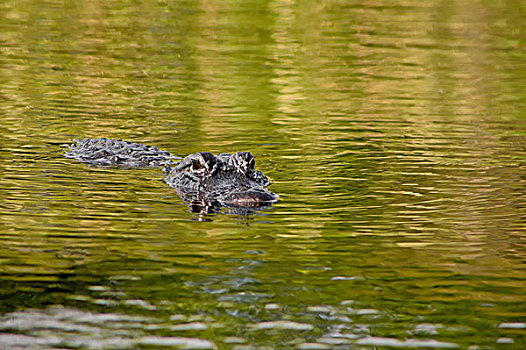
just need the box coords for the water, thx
[1,0,525,349]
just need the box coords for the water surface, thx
[1,0,525,349]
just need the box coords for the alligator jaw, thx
[224,189,278,207]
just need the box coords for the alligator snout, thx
[225,188,278,207]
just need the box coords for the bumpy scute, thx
[66,138,179,167]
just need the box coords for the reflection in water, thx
[0,0,525,349]
[0,306,215,349]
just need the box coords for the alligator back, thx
[65,138,179,167]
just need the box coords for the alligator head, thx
[164,151,277,210]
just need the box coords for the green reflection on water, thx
[0,0,525,348]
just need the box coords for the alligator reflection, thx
[184,195,275,217]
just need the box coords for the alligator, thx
[65,138,277,212]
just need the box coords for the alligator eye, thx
[191,159,204,172]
